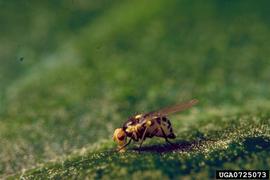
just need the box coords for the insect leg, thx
[158,125,175,145]
[118,138,132,151]
[139,126,149,149]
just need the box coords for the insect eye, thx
[117,133,126,141]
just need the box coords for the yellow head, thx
[112,128,127,152]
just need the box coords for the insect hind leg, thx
[167,133,176,139]
[159,125,177,147]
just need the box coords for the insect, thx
[113,99,198,152]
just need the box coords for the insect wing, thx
[148,99,198,117]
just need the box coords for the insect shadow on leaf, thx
[131,139,211,153]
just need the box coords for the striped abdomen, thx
[146,116,176,139]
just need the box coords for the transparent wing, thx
[147,99,198,117]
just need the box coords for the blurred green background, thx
[0,0,270,178]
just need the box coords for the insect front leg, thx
[118,138,132,152]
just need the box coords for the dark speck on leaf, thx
[96,43,104,51]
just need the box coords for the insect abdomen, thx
[147,117,175,139]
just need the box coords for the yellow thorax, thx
[126,124,142,133]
